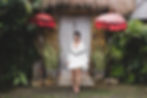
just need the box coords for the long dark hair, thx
[74,31,81,38]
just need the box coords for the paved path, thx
[0,85,147,98]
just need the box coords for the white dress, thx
[67,42,89,70]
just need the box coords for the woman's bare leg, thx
[72,69,81,93]
[75,69,81,93]
[72,70,76,92]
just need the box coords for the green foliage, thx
[127,20,147,37]
[107,20,147,84]
[126,73,135,84]
[127,20,143,35]
[0,0,40,90]
[109,45,123,60]
[92,48,106,72]
[110,64,125,78]
[13,72,28,86]
[43,45,58,70]
[31,0,42,10]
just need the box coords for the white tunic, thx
[67,42,89,70]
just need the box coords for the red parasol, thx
[31,13,56,29]
[95,13,127,32]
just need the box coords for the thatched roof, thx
[41,0,136,15]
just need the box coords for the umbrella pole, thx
[105,31,113,43]
[104,31,113,77]
[35,28,47,80]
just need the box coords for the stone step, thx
[58,70,94,87]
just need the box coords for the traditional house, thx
[131,0,147,21]
[32,0,136,87]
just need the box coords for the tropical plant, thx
[43,45,58,70]
[0,0,41,90]
[106,20,147,84]
[13,71,28,86]
[92,48,106,73]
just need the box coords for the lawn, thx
[0,85,147,98]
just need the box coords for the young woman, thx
[67,31,88,93]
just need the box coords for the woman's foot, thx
[73,86,80,94]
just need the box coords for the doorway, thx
[58,16,94,86]
[59,16,91,70]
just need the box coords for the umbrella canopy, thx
[31,13,56,29]
[95,13,127,32]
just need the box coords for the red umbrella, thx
[95,13,127,32]
[31,13,56,29]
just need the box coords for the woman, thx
[67,31,88,93]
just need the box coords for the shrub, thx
[106,20,147,84]
[0,0,40,90]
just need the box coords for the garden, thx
[0,0,147,97]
